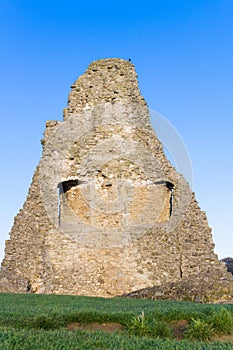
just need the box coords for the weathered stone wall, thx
[1,58,232,301]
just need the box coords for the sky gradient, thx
[0,0,232,262]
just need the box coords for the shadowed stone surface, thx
[1,58,232,301]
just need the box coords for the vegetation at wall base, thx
[210,308,233,335]
[184,318,215,341]
[0,293,233,349]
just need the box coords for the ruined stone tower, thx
[1,58,232,301]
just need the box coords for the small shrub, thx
[210,308,233,335]
[149,320,174,339]
[184,318,214,341]
[128,312,174,339]
[128,311,149,336]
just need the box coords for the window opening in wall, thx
[154,180,174,220]
[170,192,173,216]
[57,180,80,225]
[166,181,174,217]
[60,179,80,193]
[57,183,62,226]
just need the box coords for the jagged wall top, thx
[1,58,233,301]
[66,58,147,119]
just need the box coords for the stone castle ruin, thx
[1,58,232,301]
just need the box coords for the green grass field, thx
[0,293,233,349]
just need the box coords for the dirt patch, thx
[213,333,233,342]
[67,322,125,333]
[171,319,189,340]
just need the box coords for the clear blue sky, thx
[0,0,232,262]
